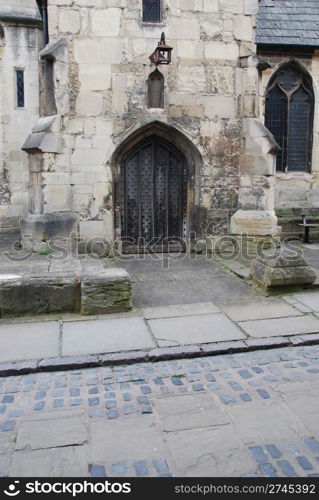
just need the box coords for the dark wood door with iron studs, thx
[120,137,187,253]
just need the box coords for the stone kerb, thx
[0,268,132,318]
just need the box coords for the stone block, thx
[38,355,99,371]
[220,0,244,13]
[176,65,207,93]
[201,341,247,355]
[177,40,204,59]
[91,8,121,37]
[239,315,319,338]
[169,16,201,40]
[74,39,103,64]
[244,0,258,15]
[20,212,79,251]
[62,317,153,356]
[81,268,132,315]
[58,9,80,34]
[100,351,148,366]
[15,415,87,450]
[0,274,81,318]
[249,250,317,289]
[102,38,123,64]
[234,15,253,42]
[10,446,88,477]
[43,184,71,212]
[230,209,279,236]
[155,393,229,432]
[204,41,239,62]
[79,64,112,91]
[76,92,104,116]
[148,345,202,361]
[200,95,236,119]
[79,220,105,240]
[210,66,235,94]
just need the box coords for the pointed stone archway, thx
[112,121,202,253]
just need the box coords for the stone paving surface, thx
[1,345,319,477]
[116,254,259,307]
[0,292,319,368]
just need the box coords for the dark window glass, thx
[143,0,161,23]
[265,64,314,173]
[16,70,25,108]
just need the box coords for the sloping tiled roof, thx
[256,0,319,47]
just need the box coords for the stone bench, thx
[0,273,80,317]
[0,268,132,317]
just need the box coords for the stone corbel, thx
[22,115,62,154]
[242,118,280,176]
[39,37,67,64]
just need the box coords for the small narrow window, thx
[148,69,164,108]
[16,70,25,108]
[143,0,161,23]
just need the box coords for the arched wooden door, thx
[120,136,187,253]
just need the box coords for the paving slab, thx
[220,300,303,321]
[10,446,88,477]
[132,277,258,307]
[226,401,309,444]
[62,317,155,357]
[154,393,229,431]
[293,292,319,311]
[0,455,10,477]
[89,415,167,464]
[238,315,319,338]
[148,313,245,347]
[165,426,256,477]
[142,302,220,320]
[272,380,319,435]
[0,321,59,362]
[15,415,87,450]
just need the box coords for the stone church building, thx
[0,0,318,253]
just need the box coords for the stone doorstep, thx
[1,333,319,377]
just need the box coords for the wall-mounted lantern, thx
[149,33,173,66]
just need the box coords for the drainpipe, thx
[37,0,49,45]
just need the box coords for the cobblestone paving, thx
[1,345,319,477]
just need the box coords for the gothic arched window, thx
[143,0,161,23]
[148,69,164,108]
[265,63,314,172]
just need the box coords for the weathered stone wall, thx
[0,1,42,232]
[258,49,319,210]
[41,0,260,242]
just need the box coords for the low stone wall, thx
[0,268,132,318]
[0,273,80,317]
